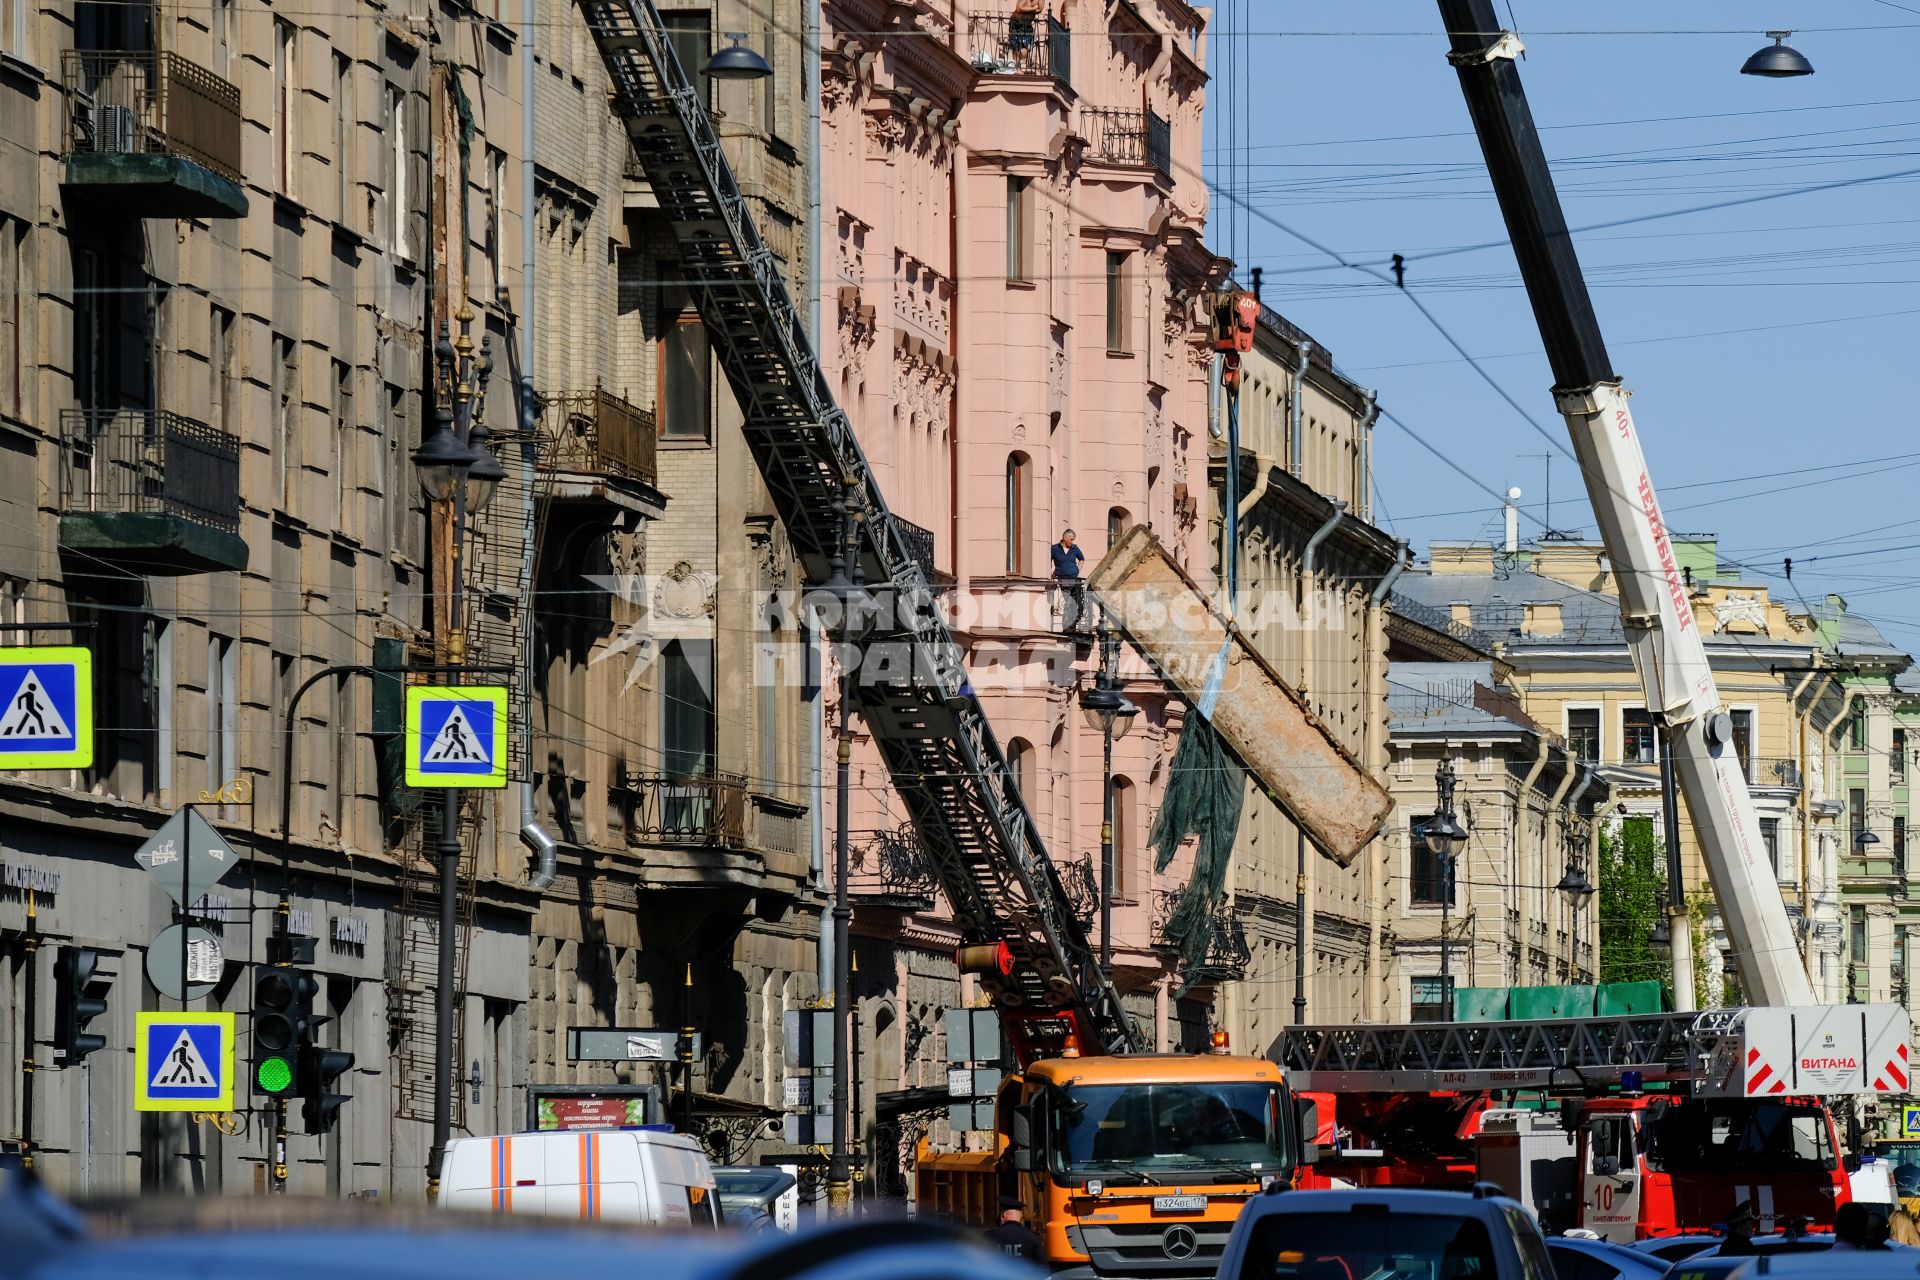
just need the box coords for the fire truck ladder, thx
[1276,1015,1702,1094]
[576,0,1140,1058]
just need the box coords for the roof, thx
[1388,662,1536,738]
[1393,570,1631,645]
[1799,600,1912,665]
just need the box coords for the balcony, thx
[614,772,807,863]
[967,12,1072,85]
[61,51,247,220]
[541,386,664,517]
[885,513,943,586]
[59,409,248,574]
[849,822,939,913]
[1083,106,1171,179]
[1152,890,1252,984]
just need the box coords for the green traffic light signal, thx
[256,1054,295,1095]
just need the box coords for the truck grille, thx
[1079,1220,1233,1277]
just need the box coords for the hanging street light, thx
[705,33,773,80]
[1740,31,1814,78]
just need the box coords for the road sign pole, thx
[180,806,205,1196]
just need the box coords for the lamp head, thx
[1741,31,1814,78]
[706,33,773,80]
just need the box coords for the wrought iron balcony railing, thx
[967,12,1071,83]
[60,409,242,533]
[850,822,939,901]
[1151,890,1253,983]
[543,385,658,488]
[618,772,748,849]
[1083,106,1170,177]
[888,513,938,584]
[63,50,243,183]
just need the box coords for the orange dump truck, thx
[916,1049,1316,1278]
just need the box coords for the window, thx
[1852,706,1867,751]
[1622,707,1657,765]
[332,360,352,532]
[761,24,781,137]
[1004,453,1030,575]
[1005,177,1031,281]
[1851,788,1867,847]
[660,12,710,104]
[207,635,236,799]
[209,305,234,437]
[660,311,711,439]
[1729,708,1753,781]
[1761,817,1781,878]
[1897,817,1908,879]
[1897,729,1908,782]
[273,335,298,510]
[1566,708,1600,764]
[1105,251,1129,352]
[1007,738,1035,801]
[0,217,24,422]
[385,85,411,256]
[274,20,297,196]
[1409,816,1450,906]
[153,620,173,798]
[662,640,715,779]
[1411,976,1454,1024]
[1111,776,1135,899]
[330,671,353,839]
[385,380,406,549]
[334,53,353,225]
[486,146,508,300]
[1853,906,1869,966]
[3,0,33,63]
[1107,506,1129,551]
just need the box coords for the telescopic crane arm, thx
[1434,0,1816,1006]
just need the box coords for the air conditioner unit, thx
[100,104,139,155]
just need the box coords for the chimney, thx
[1522,602,1563,638]
[1450,602,1473,628]
[1504,487,1521,554]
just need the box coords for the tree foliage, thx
[1599,816,1671,1003]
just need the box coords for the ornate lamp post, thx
[1424,757,1468,1014]
[1080,612,1137,980]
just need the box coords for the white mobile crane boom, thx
[1435,0,1814,1007]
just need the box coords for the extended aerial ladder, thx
[576,0,1134,1063]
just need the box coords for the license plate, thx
[1153,1195,1206,1213]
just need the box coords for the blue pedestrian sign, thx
[405,685,509,789]
[135,1011,236,1112]
[0,647,92,770]
[1904,1105,1920,1139]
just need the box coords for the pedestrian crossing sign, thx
[134,1011,235,1112]
[0,647,91,770]
[405,685,509,789]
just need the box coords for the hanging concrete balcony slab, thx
[62,51,248,220]
[59,409,248,575]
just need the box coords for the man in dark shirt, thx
[1050,529,1086,633]
[983,1195,1043,1264]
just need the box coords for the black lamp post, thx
[415,304,498,1203]
[1080,613,1137,981]
[1424,757,1468,1012]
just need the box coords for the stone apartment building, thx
[1209,305,1402,1041]
[0,0,820,1197]
[1393,535,1853,1004]
[815,0,1222,1188]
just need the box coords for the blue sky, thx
[1201,2,1920,648]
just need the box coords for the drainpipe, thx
[518,0,557,891]
[1287,340,1311,479]
[810,2,832,997]
[1357,390,1379,523]
[1515,734,1551,987]
[1563,764,1596,979]
[1364,541,1409,1017]
[1291,498,1345,1025]
[1544,754,1577,977]
[1236,454,1275,523]
[1792,670,1827,969]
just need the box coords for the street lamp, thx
[1080,613,1137,980]
[417,305,491,1204]
[1856,828,1882,852]
[1649,891,1673,955]
[1425,758,1467,1015]
[1556,862,1595,903]
[704,33,773,80]
[1740,31,1814,78]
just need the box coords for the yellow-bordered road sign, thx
[405,685,509,789]
[135,1011,236,1112]
[0,646,92,769]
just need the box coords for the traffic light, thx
[52,946,112,1066]
[297,1042,355,1135]
[252,966,315,1097]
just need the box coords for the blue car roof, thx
[1240,1188,1525,1217]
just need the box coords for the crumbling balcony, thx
[59,409,248,574]
[541,385,665,518]
[62,51,248,220]
[967,12,1072,85]
[1083,106,1171,179]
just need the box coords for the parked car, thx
[1544,1234,1670,1280]
[1215,1185,1556,1280]
[711,1166,798,1232]
[438,1127,719,1227]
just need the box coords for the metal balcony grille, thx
[543,385,658,487]
[967,12,1070,83]
[63,51,244,182]
[60,409,242,533]
[1083,106,1170,177]
[618,772,748,848]
[888,514,937,584]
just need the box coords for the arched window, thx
[1005,452,1031,575]
[1111,776,1136,899]
[1107,506,1131,550]
[1007,737,1036,802]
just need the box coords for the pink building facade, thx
[820,0,1225,1105]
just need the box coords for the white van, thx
[440,1128,721,1227]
